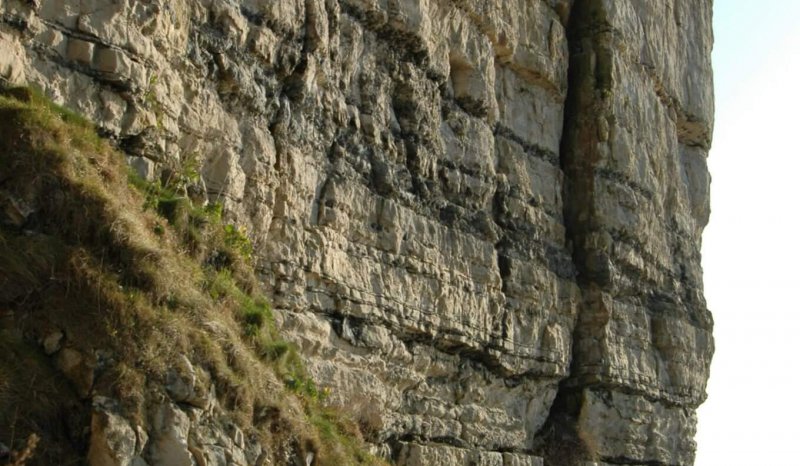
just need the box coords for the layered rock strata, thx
[0,0,714,464]
[553,2,714,465]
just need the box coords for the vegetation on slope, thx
[0,87,381,465]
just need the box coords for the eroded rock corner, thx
[0,0,714,464]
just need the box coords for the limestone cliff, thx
[0,0,714,465]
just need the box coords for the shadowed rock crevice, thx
[539,0,714,464]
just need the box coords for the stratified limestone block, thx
[577,388,698,466]
[0,0,713,463]
[396,442,544,466]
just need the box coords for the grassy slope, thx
[0,87,380,465]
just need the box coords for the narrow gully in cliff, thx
[537,0,713,464]
[534,0,616,464]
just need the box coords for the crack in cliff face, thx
[534,0,605,463]
[537,0,713,464]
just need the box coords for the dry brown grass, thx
[5,433,39,466]
[0,87,384,465]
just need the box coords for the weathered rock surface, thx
[553,2,714,465]
[82,361,265,466]
[0,0,714,464]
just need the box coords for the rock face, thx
[0,0,714,464]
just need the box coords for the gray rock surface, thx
[0,0,714,464]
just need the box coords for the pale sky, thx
[695,1,800,464]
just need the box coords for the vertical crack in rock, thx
[538,0,715,465]
[534,2,609,463]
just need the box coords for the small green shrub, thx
[203,202,223,223]
[144,74,165,130]
[223,223,253,262]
